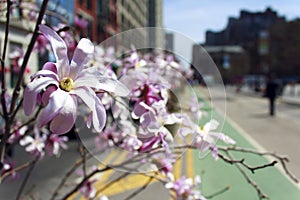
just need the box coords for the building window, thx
[9,42,23,88]
[86,0,92,9]
[87,19,93,39]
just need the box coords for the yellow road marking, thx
[186,149,194,178]
[96,173,157,197]
[69,150,128,200]
[173,155,183,180]
[69,146,196,199]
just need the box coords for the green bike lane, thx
[192,90,300,200]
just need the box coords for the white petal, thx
[97,77,130,97]
[69,38,94,79]
[23,77,58,116]
[72,87,106,132]
[37,89,69,128]
[39,25,69,78]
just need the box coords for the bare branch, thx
[10,0,49,114]
[217,153,277,173]
[15,157,39,200]
[0,159,37,181]
[218,146,299,183]
[205,186,230,199]
[123,177,154,200]
[225,151,269,200]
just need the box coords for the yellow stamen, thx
[60,77,74,92]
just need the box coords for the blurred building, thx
[148,0,164,50]
[97,0,119,43]
[165,32,174,52]
[203,45,250,84]
[269,19,300,78]
[192,44,249,83]
[74,0,165,52]
[116,0,148,49]
[75,0,98,42]
[0,1,38,88]
[206,7,285,75]
[37,0,74,26]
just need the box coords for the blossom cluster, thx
[0,17,235,200]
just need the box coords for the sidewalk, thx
[233,85,300,106]
[194,85,300,199]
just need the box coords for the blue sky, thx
[163,0,300,63]
[163,0,300,43]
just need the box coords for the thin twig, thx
[10,105,42,137]
[60,166,112,200]
[15,157,39,200]
[123,177,154,200]
[0,159,36,181]
[9,0,49,115]
[79,145,87,177]
[217,153,277,174]
[0,0,12,119]
[95,172,131,197]
[218,146,299,183]
[225,151,269,200]
[205,186,230,199]
[50,155,92,200]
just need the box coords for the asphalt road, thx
[198,85,300,178]
[1,85,300,200]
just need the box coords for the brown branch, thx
[9,0,49,115]
[0,0,12,119]
[225,151,269,200]
[60,166,112,200]
[219,146,299,183]
[15,157,39,200]
[79,145,87,177]
[205,186,230,199]
[95,172,131,197]
[0,159,36,181]
[50,160,85,200]
[123,177,154,200]
[218,153,277,174]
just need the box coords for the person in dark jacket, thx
[265,74,278,116]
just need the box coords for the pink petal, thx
[42,62,57,74]
[132,102,152,119]
[38,89,72,128]
[97,77,129,97]
[71,87,106,132]
[39,25,69,78]
[140,111,156,129]
[23,77,58,116]
[73,68,100,89]
[31,69,59,82]
[69,38,94,79]
[41,85,57,105]
[94,97,106,131]
[50,95,77,134]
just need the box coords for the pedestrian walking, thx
[265,73,278,116]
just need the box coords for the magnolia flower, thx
[195,119,235,150]
[99,195,109,200]
[23,25,128,134]
[132,101,181,147]
[74,15,89,30]
[80,179,97,199]
[45,134,68,156]
[20,129,47,157]
[122,48,147,74]
[8,122,28,144]
[165,176,206,200]
[1,158,19,180]
[9,47,30,74]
